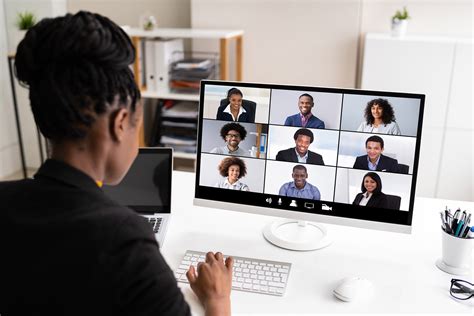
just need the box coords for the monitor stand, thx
[263,219,332,251]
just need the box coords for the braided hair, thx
[15,11,141,141]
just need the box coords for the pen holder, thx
[436,229,473,275]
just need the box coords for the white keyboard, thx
[175,250,291,296]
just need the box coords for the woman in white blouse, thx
[215,156,250,191]
[357,98,401,135]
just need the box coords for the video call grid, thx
[197,85,422,209]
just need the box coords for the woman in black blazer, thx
[352,172,388,208]
[216,88,255,122]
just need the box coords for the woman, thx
[215,157,250,191]
[0,11,231,316]
[357,98,401,135]
[216,88,255,122]
[352,172,388,208]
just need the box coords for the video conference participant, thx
[210,122,249,156]
[0,12,232,316]
[352,172,388,208]
[215,156,250,191]
[357,98,401,135]
[353,135,399,172]
[284,93,325,128]
[216,87,255,122]
[278,165,321,200]
[276,128,325,165]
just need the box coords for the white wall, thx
[67,0,191,28]
[0,0,22,179]
[2,0,67,177]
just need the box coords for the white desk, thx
[162,171,473,315]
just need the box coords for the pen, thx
[455,211,467,237]
[459,213,471,238]
[461,225,471,238]
[451,209,461,233]
[440,212,451,233]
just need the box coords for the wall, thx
[67,0,191,28]
[2,0,67,178]
[0,0,21,179]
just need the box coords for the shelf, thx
[123,27,243,39]
[173,152,196,160]
[141,90,200,101]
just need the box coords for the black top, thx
[216,99,256,123]
[353,154,399,173]
[352,192,388,209]
[0,159,190,316]
[275,148,325,166]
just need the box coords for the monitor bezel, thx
[194,80,425,233]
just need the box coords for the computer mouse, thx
[333,277,374,302]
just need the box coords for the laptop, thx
[102,147,172,246]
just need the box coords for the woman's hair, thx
[219,123,247,141]
[360,172,383,194]
[364,98,395,125]
[14,11,140,142]
[218,157,247,178]
[226,88,243,101]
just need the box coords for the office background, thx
[0,0,472,202]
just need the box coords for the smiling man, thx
[353,135,399,172]
[275,128,325,165]
[210,122,249,156]
[278,165,321,200]
[284,93,325,129]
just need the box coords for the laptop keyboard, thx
[147,217,162,234]
[175,250,291,296]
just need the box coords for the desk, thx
[163,171,473,314]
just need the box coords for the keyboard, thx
[146,216,162,234]
[175,250,291,296]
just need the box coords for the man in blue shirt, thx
[284,93,325,129]
[278,165,321,200]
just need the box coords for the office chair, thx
[219,98,256,122]
[386,195,401,210]
[398,163,409,174]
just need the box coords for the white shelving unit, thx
[125,27,243,166]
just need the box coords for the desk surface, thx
[162,171,473,315]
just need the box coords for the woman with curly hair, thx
[215,157,250,191]
[357,98,401,135]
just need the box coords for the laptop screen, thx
[102,148,172,214]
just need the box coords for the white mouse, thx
[333,277,374,302]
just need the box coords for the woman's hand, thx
[186,251,233,316]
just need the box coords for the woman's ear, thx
[109,107,129,142]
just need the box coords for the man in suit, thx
[276,128,325,165]
[284,93,325,129]
[353,135,399,172]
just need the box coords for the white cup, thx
[436,229,473,275]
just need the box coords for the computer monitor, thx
[194,80,424,251]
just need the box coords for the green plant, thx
[16,11,36,30]
[392,7,410,21]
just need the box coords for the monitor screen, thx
[194,81,425,232]
[103,148,172,213]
